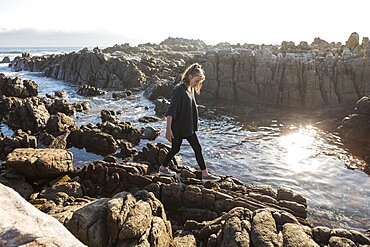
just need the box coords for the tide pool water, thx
[0,60,369,232]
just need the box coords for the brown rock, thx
[6,148,73,178]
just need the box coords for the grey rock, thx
[0,183,85,247]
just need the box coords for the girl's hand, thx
[166,129,174,142]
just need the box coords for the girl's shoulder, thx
[173,83,186,92]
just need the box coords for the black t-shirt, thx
[165,83,198,138]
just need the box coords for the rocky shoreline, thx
[10,32,370,110]
[1,34,370,246]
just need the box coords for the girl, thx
[159,63,220,181]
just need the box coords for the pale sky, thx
[0,0,368,47]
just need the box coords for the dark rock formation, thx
[0,129,37,160]
[77,85,105,96]
[0,73,38,98]
[11,49,147,89]
[112,90,132,99]
[68,128,117,156]
[8,97,50,133]
[46,112,76,137]
[0,56,11,63]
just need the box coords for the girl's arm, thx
[165,115,174,142]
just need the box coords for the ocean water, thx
[0,48,369,232]
[0,47,84,61]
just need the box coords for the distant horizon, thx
[1,0,368,48]
[0,32,366,49]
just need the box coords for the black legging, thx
[162,132,206,170]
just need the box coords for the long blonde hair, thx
[181,63,205,94]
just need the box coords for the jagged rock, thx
[135,142,179,168]
[117,140,138,160]
[213,207,251,247]
[328,236,356,247]
[73,101,90,113]
[338,114,370,144]
[141,126,160,140]
[0,73,38,98]
[99,120,142,145]
[12,50,147,90]
[251,209,280,246]
[143,76,174,100]
[77,85,106,96]
[39,181,83,201]
[311,37,331,50]
[47,98,76,116]
[282,223,319,247]
[65,190,171,247]
[55,90,68,98]
[0,129,37,159]
[0,56,11,63]
[8,97,50,133]
[154,97,170,116]
[68,129,117,156]
[346,32,360,50]
[9,33,370,110]
[0,95,23,116]
[75,161,150,197]
[277,187,307,206]
[172,231,197,247]
[313,226,331,246]
[0,183,85,246]
[5,148,73,178]
[38,131,55,146]
[101,109,117,123]
[112,90,132,99]
[0,173,34,199]
[138,115,161,123]
[46,112,76,136]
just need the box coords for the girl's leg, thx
[161,138,183,167]
[186,133,206,170]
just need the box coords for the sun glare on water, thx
[279,125,321,172]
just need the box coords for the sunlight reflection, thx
[279,125,321,172]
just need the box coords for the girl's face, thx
[189,75,204,87]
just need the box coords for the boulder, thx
[68,129,117,156]
[8,97,50,133]
[65,190,172,247]
[112,90,132,99]
[77,85,105,96]
[0,56,11,63]
[0,129,37,159]
[143,77,174,100]
[47,98,76,116]
[282,223,319,247]
[251,209,280,246]
[154,97,170,116]
[0,74,38,98]
[46,112,76,136]
[5,148,73,178]
[0,183,85,246]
